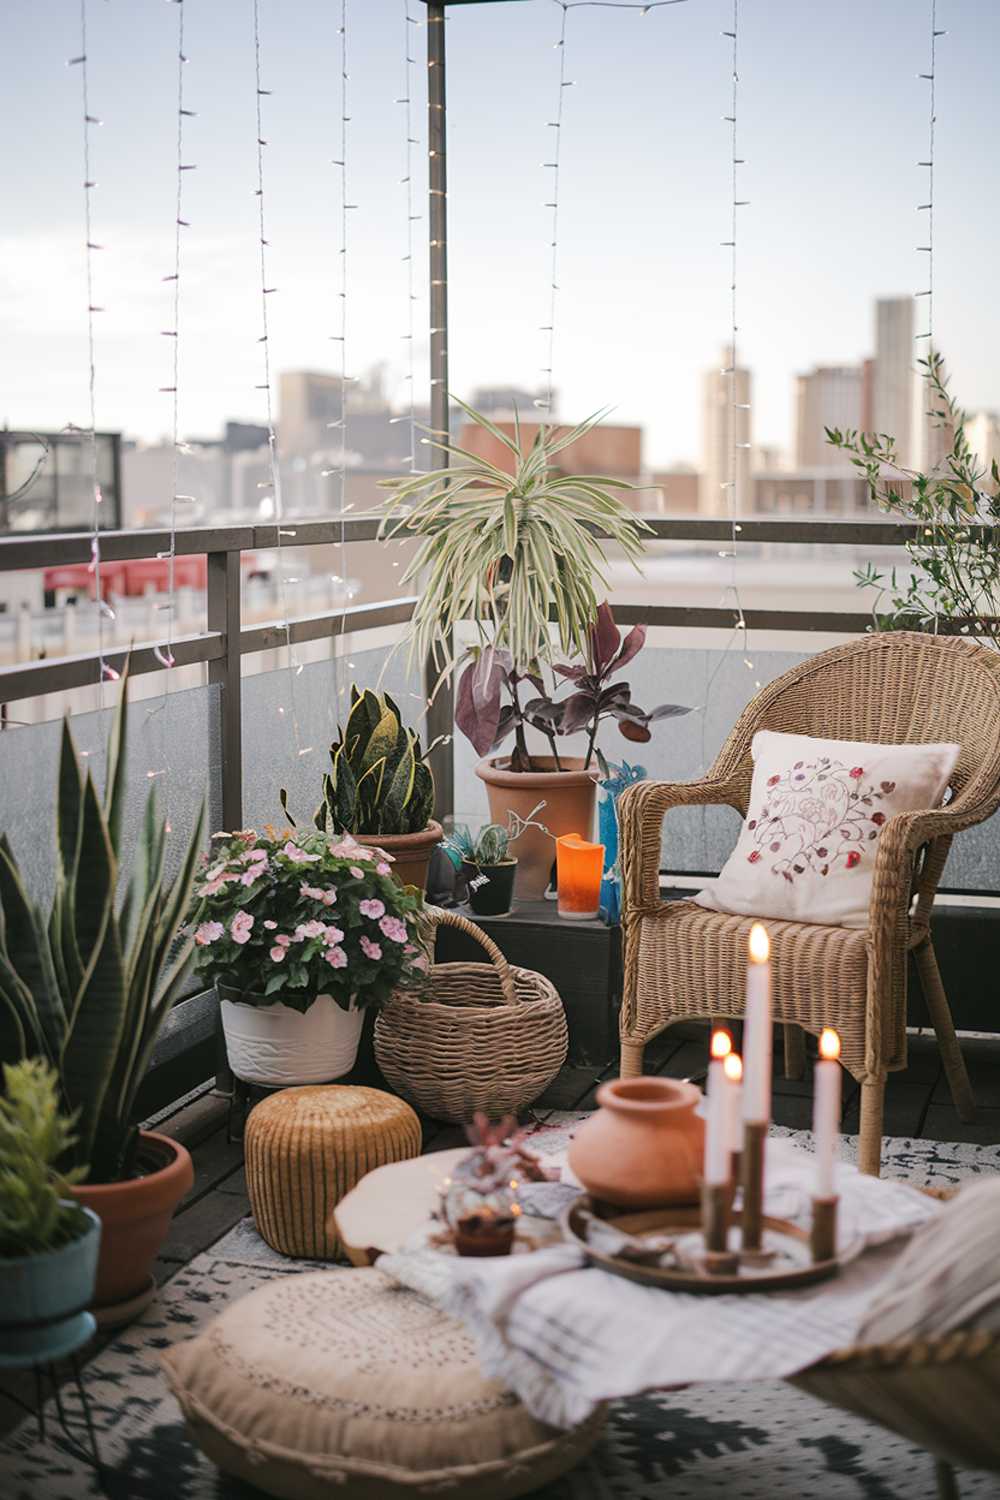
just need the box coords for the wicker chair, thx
[618,632,1000,1175]
[792,1328,1000,1498]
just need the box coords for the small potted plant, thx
[188,827,427,1087]
[441,802,546,918]
[0,1059,102,1365]
[292,687,441,890]
[380,401,653,897]
[0,673,202,1320]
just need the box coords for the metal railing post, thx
[206,550,243,832]
[425,0,455,820]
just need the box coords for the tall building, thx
[700,354,752,513]
[965,411,1000,477]
[458,417,641,483]
[794,366,864,468]
[873,297,915,463]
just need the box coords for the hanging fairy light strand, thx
[916,3,944,356]
[537,1,569,414]
[251,0,312,758]
[153,0,195,679]
[332,0,352,711]
[70,0,116,691]
[396,0,420,469]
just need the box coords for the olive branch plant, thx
[826,353,1000,646]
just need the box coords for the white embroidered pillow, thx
[694,730,960,929]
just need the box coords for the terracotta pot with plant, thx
[380,402,687,898]
[283,686,441,890]
[187,826,427,1088]
[0,675,204,1322]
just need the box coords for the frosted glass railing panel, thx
[0,681,220,909]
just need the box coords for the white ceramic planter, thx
[219,992,363,1086]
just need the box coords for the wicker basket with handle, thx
[373,906,568,1123]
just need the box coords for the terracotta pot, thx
[70,1131,193,1320]
[476,757,596,901]
[355,820,443,891]
[567,1077,705,1209]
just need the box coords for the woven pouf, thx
[163,1267,605,1500]
[244,1085,421,1259]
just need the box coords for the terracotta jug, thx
[567,1077,704,1208]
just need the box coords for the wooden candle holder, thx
[700,1181,738,1275]
[740,1121,767,1254]
[810,1195,838,1265]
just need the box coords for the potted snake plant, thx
[0,1059,101,1366]
[0,674,204,1321]
[380,400,655,898]
[284,687,440,890]
[187,827,427,1087]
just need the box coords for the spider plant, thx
[379,398,651,681]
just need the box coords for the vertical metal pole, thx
[207,549,242,1096]
[424,1,455,821]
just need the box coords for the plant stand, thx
[435,899,621,1068]
[0,1347,104,1485]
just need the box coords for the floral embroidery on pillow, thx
[746,757,895,884]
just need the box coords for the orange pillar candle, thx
[556,833,604,920]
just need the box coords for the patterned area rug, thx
[1,1124,998,1500]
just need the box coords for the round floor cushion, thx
[245,1085,422,1259]
[162,1267,604,1500]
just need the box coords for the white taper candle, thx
[742,922,772,1123]
[813,1027,842,1199]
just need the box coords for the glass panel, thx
[241,643,424,834]
[0,681,220,910]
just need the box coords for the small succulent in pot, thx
[0,1059,90,1259]
[439,1113,555,1257]
[187,827,428,1013]
[442,803,547,916]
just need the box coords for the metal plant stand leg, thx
[934,1457,960,1500]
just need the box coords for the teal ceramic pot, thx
[0,1206,102,1369]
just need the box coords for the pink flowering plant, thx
[185,827,426,1013]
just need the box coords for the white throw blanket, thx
[379,1138,937,1429]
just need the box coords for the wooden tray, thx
[561,1195,845,1294]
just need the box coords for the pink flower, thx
[269,945,287,963]
[300,883,324,900]
[240,867,263,886]
[411,951,429,973]
[275,933,291,948]
[294,920,326,941]
[321,889,338,906]
[350,866,365,880]
[376,861,392,876]
[194,920,224,946]
[281,840,320,865]
[240,848,268,865]
[849,766,864,779]
[330,837,372,862]
[359,898,385,920]
[264,919,278,930]
[323,924,345,944]
[359,936,382,960]
[202,870,240,896]
[324,945,348,968]
[379,915,408,944]
[230,911,255,945]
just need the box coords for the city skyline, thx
[4,0,1000,469]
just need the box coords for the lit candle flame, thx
[723,1052,743,1082]
[710,1029,732,1061]
[819,1027,841,1062]
[748,922,770,964]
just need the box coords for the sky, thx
[3,0,998,469]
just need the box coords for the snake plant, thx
[379,397,651,679]
[0,674,205,1183]
[309,687,435,837]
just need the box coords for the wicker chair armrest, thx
[869,796,999,936]
[619,776,745,915]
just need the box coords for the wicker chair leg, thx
[914,940,976,1124]
[934,1458,960,1500]
[858,1077,885,1177]
[620,1039,645,1079]
[783,1024,807,1081]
